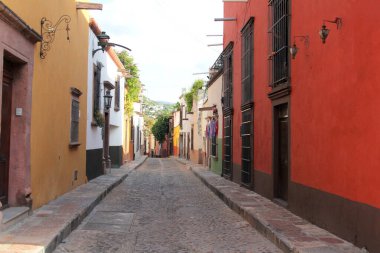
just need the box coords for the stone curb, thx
[175,158,365,253]
[0,155,147,253]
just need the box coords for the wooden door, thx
[0,60,13,206]
[276,104,289,201]
[223,115,232,179]
[241,108,253,187]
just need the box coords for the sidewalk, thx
[0,156,147,253]
[175,158,367,253]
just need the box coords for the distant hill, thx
[154,100,174,105]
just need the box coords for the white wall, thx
[86,28,125,150]
[132,102,144,159]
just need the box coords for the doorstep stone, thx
[1,206,30,232]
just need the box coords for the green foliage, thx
[94,110,105,128]
[174,102,181,111]
[141,95,175,137]
[117,50,141,115]
[151,114,169,144]
[184,92,193,112]
[184,79,204,112]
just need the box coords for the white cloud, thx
[91,0,223,103]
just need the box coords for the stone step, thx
[0,206,30,233]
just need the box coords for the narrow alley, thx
[54,158,281,253]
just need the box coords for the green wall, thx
[211,138,223,175]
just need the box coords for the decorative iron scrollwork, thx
[40,15,71,59]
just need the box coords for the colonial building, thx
[178,93,192,160]
[0,2,41,210]
[221,0,380,251]
[172,110,181,157]
[1,0,90,210]
[86,18,127,180]
[131,102,144,160]
[202,54,224,175]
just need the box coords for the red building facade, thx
[221,1,380,251]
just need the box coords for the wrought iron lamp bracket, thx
[40,15,71,59]
[323,17,343,29]
[293,35,309,47]
[290,35,309,59]
[92,42,132,57]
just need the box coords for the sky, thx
[91,0,224,103]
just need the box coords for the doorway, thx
[0,59,13,207]
[241,108,253,187]
[222,114,233,179]
[274,103,289,201]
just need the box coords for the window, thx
[137,126,140,151]
[222,42,234,179]
[180,105,183,129]
[241,18,254,187]
[222,43,233,109]
[241,18,254,105]
[93,62,102,118]
[191,126,194,150]
[70,88,82,146]
[268,0,289,87]
[114,76,120,111]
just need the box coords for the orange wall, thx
[291,0,380,209]
[3,0,90,208]
[224,1,273,174]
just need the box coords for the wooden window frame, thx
[222,42,234,111]
[241,18,254,106]
[92,62,102,126]
[69,87,82,148]
[268,0,290,88]
[114,76,120,111]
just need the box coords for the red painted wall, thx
[224,0,380,209]
[224,1,273,175]
[291,0,380,209]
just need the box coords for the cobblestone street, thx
[54,158,282,253]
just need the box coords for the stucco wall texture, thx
[3,0,90,208]
[224,0,380,210]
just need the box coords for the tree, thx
[117,50,141,115]
[151,115,169,144]
[184,79,204,112]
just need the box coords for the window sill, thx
[91,121,98,127]
[268,83,291,100]
[69,142,81,148]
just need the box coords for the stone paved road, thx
[55,158,282,253]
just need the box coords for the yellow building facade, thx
[172,110,181,157]
[2,0,90,209]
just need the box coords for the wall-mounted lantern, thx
[319,17,342,44]
[40,15,71,59]
[93,31,131,56]
[103,89,113,174]
[289,35,309,59]
[103,90,113,111]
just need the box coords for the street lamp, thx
[103,90,113,174]
[93,31,132,56]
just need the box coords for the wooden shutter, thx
[114,78,120,110]
[241,18,254,105]
[71,99,80,143]
[93,63,102,116]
